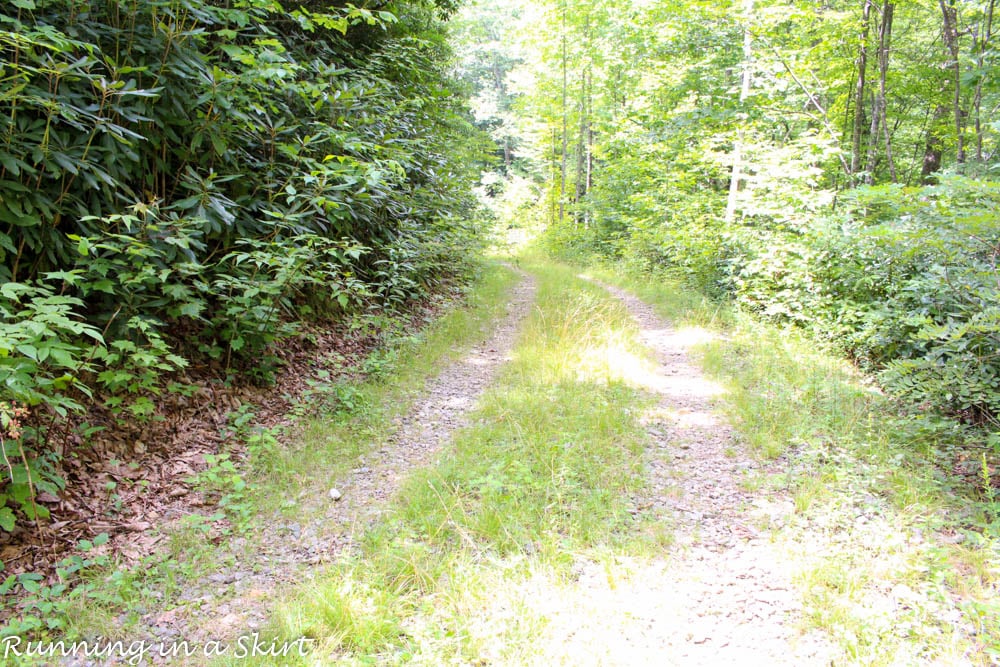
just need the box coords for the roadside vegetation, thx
[0,0,492,617]
[588,264,1000,664]
[0,260,520,650]
[449,1,1000,659]
[214,258,666,665]
[5,0,1000,662]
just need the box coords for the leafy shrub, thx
[726,176,1000,423]
[0,0,491,536]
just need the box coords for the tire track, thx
[122,272,537,661]
[537,278,834,666]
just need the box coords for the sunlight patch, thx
[576,341,658,388]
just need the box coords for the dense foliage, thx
[457,0,1000,434]
[0,0,490,531]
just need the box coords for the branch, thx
[755,36,852,176]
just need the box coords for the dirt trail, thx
[136,273,537,655]
[535,280,835,666]
[339,271,537,524]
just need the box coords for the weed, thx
[0,534,111,639]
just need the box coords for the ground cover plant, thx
[0,261,520,649]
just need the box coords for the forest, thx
[469,0,1000,432]
[1,0,999,662]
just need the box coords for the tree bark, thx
[939,0,965,164]
[922,105,948,182]
[851,0,872,180]
[725,0,753,224]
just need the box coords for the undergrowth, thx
[0,0,488,541]
[0,262,519,655]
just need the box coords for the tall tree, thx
[851,0,873,180]
[939,0,966,164]
[726,0,754,223]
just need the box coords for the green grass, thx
[222,258,662,666]
[28,254,1000,665]
[0,262,522,659]
[238,262,523,521]
[591,262,1000,666]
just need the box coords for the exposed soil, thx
[129,271,538,656]
[532,279,836,665]
[1,316,379,586]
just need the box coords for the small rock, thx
[329,488,343,501]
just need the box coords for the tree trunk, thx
[922,105,947,182]
[560,1,568,224]
[939,0,965,164]
[575,71,587,224]
[974,0,995,161]
[586,69,593,228]
[725,0,753,224]
[878,2,897,182]
[574,12,591,226]
[551,128,559,225]
[864,90,882,183]
[575,69,591,218]
[851,0,872,180]
[492,59,512,172]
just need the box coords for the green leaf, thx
[48,347,77,369]
[22,503,49,521]
[210,134,227,157]
[0,154,20,176]
[0,509,14,533]
[76,236,91,257]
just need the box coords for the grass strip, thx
[226,258,659,666]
